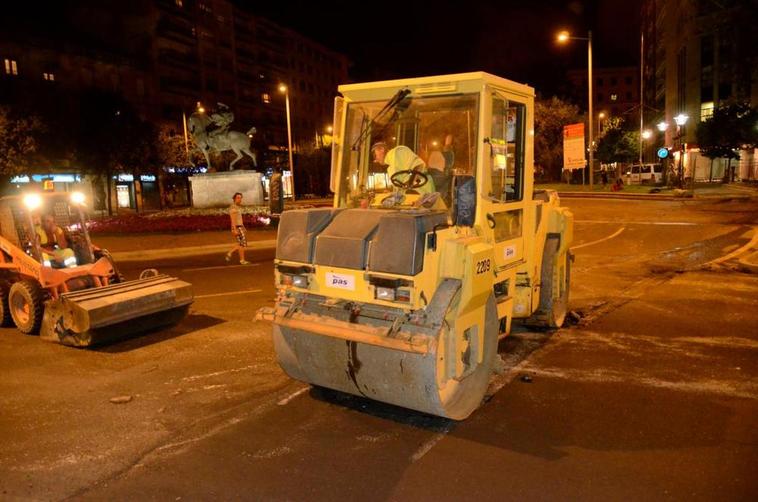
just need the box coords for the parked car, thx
[625,163,663,184]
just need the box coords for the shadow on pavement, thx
[94,313,226,353]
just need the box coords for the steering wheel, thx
[390,169,429,190]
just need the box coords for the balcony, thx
[157,17,195,44]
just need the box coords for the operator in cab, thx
[35,214,77,268]
[369,141,439,207]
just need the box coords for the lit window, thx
[4,59,18,75]
[700,101,714,121]
[175,0,183,6]
[43,72,55,81]
[262,93,271,104]
[610,93,618,101]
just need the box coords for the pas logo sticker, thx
[326,272,355,291]
[504,245,517,259]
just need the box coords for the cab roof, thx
[338,71,534,101]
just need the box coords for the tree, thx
[153,124,204,168]
[595,118,639,164]
[696,102,758,182]
[0,106,46,177]
[72,91,155,214]
[534,96,582,181]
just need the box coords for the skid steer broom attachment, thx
[40,274,193,347]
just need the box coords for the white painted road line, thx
[184,263,261,272]
[277,386,310,406]
[194,289,263,299]
[704,227,758,266]
[571,227,626,250]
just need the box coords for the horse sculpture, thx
[187,113,257,170]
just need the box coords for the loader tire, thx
[9,280,46,335]
[534,236,570,328]
[0,282,13,327]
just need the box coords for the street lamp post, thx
[674,113,688,188]
[657,121,671,184]
[279,84,296,201]
[182,102,205,164]
[557,30,594,188]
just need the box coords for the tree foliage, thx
[696,102,758,158]
[595,118,639,164]
[696,102,758,182]
[534,96,582,181]
[0,106,46,176]
[152,124,205,168]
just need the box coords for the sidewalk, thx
[98,229,278,262]
[542,181,758,200]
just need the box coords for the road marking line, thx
[411,422,454,463]
[571,227,625,250]
[195,289,263,299]
[183,263,260,272]
[704,227,758,266]
[277,386,310,406]
[576,220,699,226]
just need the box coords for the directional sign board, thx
[563,123,586,170]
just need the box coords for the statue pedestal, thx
[189,170,264,208]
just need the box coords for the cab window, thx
[489,98,525,202]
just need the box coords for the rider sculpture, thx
[188,103,257,170]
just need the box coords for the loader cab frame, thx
[332,73,536,270]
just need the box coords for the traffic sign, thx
[657,147,669,159]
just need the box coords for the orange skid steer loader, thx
[0,192,193,347]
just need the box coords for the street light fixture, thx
[279,83,295,201]
[557,29,594,188]
[641,129,652,140]
[657,121,669,132]
[673,114,688,188]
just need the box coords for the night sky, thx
[246,0,641,98]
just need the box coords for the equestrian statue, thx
[188,103,257,170]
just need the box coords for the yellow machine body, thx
[266,72,573,419]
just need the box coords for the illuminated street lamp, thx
[657,121,669,132]
[641,129,652,140]
[279,83,295,200]
[557,29,594,188]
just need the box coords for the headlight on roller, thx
[280,273,308,288]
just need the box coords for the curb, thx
[110,239,277,262]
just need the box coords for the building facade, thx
[642,0,758,180]
[0,0,350,208]
[567,66,640,126]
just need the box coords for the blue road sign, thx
[657,147,669,159]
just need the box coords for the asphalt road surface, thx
[1,197,756,501]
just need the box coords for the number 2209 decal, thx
[475,259,491,274]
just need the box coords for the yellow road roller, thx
[265,72,573,419]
